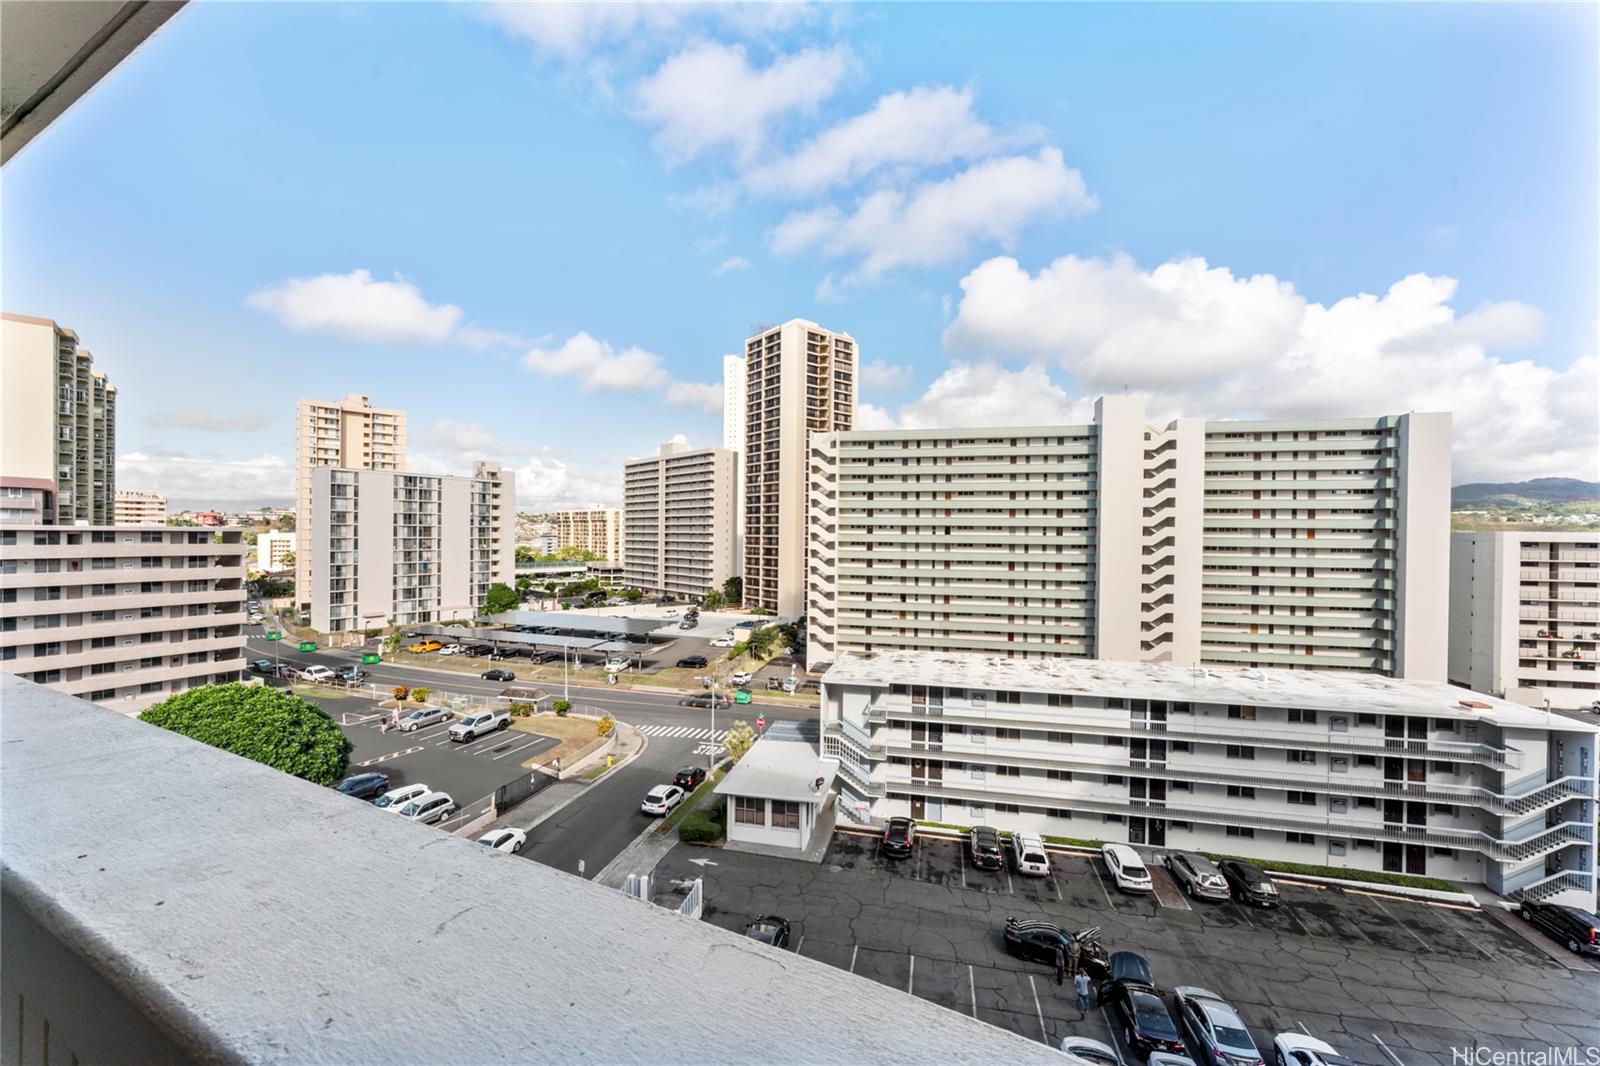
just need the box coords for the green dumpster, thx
[361,653,380,665]
[297,641,317,653]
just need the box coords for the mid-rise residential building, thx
[743,319,856,617]
[808,396,1450,679]
[114,490,166,525]
[295,394,405,609]
[821,649,1598,909]
[624,440,737,599]
[1450,532,1600,710]
[255,530,296,573]
[1,312,117,525]
[551,508,623,562]
[306,462,512,634]
[723,353,747,578]
[0,524,247,714]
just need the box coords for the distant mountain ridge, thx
[1452,478,1600,509]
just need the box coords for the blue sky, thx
[3,2,1594,509]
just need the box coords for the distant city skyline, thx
[3,3,1594,511]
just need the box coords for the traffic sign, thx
[756,714,767,732]
[265,631,281,641]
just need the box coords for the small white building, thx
[715,723,839,854]
[256,530,296,572]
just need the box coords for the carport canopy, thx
[486,611,673,639]
[406,626,603,651]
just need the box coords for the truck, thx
[448,709,511,743]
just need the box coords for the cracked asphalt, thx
[653,831,1600,1064]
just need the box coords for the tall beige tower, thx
[742,320,856,618]
[295,394,406,610]
[1,313,117,525]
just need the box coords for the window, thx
[1046,731,1072,743]
[734,796,764,825]
[1287,708,1318,724]
[1431,847,1457,858]
[1327,841,1347,857]
[995,690,1021,705]
[1225,745,1255,760]
[31,670,61,683]
[1104,736,1123,747]
[1047,694,1072,708]
[1226,786,1256,799]
[1287,790,1316,805]
[1329,757,1349,773]
[1357,713,1379,726]
[995,728,1021,741]
[770,801,799,830]
[1286,750,1316,765]
[1355,755,1376,768]
[1227,705,1256,720]
[1046,769,1073,782]
[1225,826,1255,839]
[994,765,1020,777]
[1103,814,1124,823]
[1286,832,1316,845]
[1170,741,1191,753]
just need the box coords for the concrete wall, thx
[440,476,471,619]
[1396,411,1452,681]
[1093,395,1145,660]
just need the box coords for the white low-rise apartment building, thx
[113,490,166,525]
[623,440,737,599]
[255,530,296,573]
[821,650,1597,909]
[1451,532,1600,711]
[0,524,247,713]
[808,395,1449,679]
[307,463,513,633]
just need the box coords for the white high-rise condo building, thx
[624,441,737,599]
[307,462,512,633]
[822,650,1598,910]
[550,509,623,562]
[744,320,856,618]
[0,524,247,714]
[808,396,1450,679]
[295,394,406,610]
[114,490,166,526]
[1,313,117,525]
[1450,532,1600,710]
[255,530,297,573]
[723,353,747,577]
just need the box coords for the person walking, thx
[1074,969,1092,1014]
[1054,947,1066,986]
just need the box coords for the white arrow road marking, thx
[688,858,718,867]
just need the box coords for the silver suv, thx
[1163,851,1230,901]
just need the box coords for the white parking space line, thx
[850,944,860,973]
[1235,904,1256,929]
[1371,898,1432,953]
[907,954,916,994]
[959,843,967,889]
[1298,1022,1312,1036]
[1094,869,1119,910]
[1339,911,1374,945]
[491,737,548,761]
[1005,866,1015,895]
[968,966,977,1019]
[1372,1033,1407,1066]
[1444,912,1494,960]
[1048,874,1063,902]
[795,935,805,955]
[1029,976,1048,1044]
[1100,1006,1125,1065]
[1281,904,1315,939]
[355,746,423,767]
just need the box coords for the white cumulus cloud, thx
[769,148,1095,281]
[866,363,1093,431]
[859,358,913,392]
[713,255,751,276]
[477,2,815,62]
[117,451,294,509]
[412,420,622,510]
[522,332,670,392]
[245,269,461,344]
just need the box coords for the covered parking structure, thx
[485,611,675,644]
[404,626,607,663]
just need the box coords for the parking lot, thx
[653,831,1600,1064]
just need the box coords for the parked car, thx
[604,657,631,672]
[405,639,443,653]
[679,693,731,709]
[968,825,1004,871]
[781,675,799,693]
[1271,1032,1363,1066]
[1059,1037,1122,1066]
[439,644,466,656]
[1105,950,1156,990]
[1002,918,1111,979]
[399,706,453,732]
[300,665,335,683]
[395,791,457,824]
[481,668,515,682]
[1519,900,1600,955]
[728,671,753,686]
[1218,860,1280,908]
[673,767,707,791]
[248,659,275,675]
[641,784,685,816]
[373,783,430,810]
[1010,831,1051,876]
[679,620,697,630]
[734,620,761,630]
[744,915,791,949]
[1164,851,1231,902]
[676,655,709,669]
[710,636,736,648]
[273,664,301,679]
[337,666,369,684]
[333,772,390,799]
[488,649,519,661]
[464,644,493,656]
[1148,1054,1199,1066]
[477,828,527,853]
[449,710,511,742]
[1102,843,1154,893]
[1106,965,1186,1058]
[880,817,916,859]
[1173,986,1264,1066]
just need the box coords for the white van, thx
[1009,831,1051,876]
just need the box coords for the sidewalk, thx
[488,722,647,834]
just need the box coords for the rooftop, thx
[715,722,840,803]
[821,651,1598,733]
[485,610,673,638]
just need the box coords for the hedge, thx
[139,683,351,785]
[1199,852,1461,894]
[678,810,723,844]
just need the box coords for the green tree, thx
[277,514,296,532]
[722,720,756,763]
[701,590,725,610]
[624,587,645,603]
[483,582,520,614]
[138,684,351,785]
[775,622,801,652]
[280,550,295,567]
[746,626,777,660]
[722,576,742,605]
[516,545,537,563]
[514,575,534,600]
[553,698,572,717]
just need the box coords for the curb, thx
[514,728,647,834]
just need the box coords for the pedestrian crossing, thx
[633,723,727,741]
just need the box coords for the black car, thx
[677,655,709,669]
[745,915,790,948]
[1520,900,1600,955]
[679,693,731,709]
[1218,860,1280,907]
[248,659,274,675]
[333,772,390,800]
[968,826,1004,871]
[337,667,369,684]
[1105,950,1155,989]
[1001,919,1111,979]
[674,766,708,791]
[880,817,916,859]
[481,668,516,682]
[1107,982,1186,1058]
[465,644,494,657]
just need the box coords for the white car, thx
[300,665,335,683]
[1058,1036,1121,1066]
[728,671,752,686]
[710,636,735,648]
[395,791,457,824]
[373,783,430,811]
[605,657,631,672]
[640,784,684,816]
[1102,842,1154,893]
[1273,1033,1360,1066]
[477,828,527,853]
[1010,831,1051,876]
[439,644,465,655]
[1148,1054,1198,1066]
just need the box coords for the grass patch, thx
[581,760,617,782]
[658,767,726,835]
[1201,852,1462,894]
[510,712,601,767]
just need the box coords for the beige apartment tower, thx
[114,490,167,525]
[808,396,1451,679]
[1,313,118,525]
[624,441,737,599]
[551,509,623,562]
[295,394,405,609]
[743,320,856,618]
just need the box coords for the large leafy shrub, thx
[139,683,352,785]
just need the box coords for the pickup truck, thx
[448,709,511,742]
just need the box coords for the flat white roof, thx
[822,651,1597,733]
[715,723,839,802]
